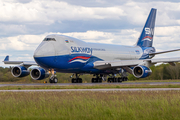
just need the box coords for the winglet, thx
[4,55,9,61]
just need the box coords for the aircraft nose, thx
[34,42,55,58]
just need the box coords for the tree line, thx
[1,63,180,82]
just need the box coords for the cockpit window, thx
[43,38,56,41]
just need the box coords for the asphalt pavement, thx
[0,82,180,87]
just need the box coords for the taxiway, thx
[0,82,180,87]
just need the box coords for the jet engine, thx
[132,65,152,78]
[30,67,49,80]
[11,66,30,77]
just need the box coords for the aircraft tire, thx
[118,77,122,83]
[72,78,76,83]
[98,78,102,83]
[92,78,98,83]
[95,78,98,83]
[114,78,118,82]
[78,78,82,83]
[111,78,115,83]
[107,78,110,83]
[49,78,53,83]
[91,78,95,83]
[108,78,112,83]
[71,78,74,83]
[53,77,58,83]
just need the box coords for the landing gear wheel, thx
[91,78,95,83]
[108,78,122,83]
[92,74,104,83]
[98,78,102,83]
[71,78,74,83]
[72,78,82,83]
[71,73,83,83]
[78,78,82,83]
[122,77,128,81]
[53,77,58,83]
[49,78,53,83]
[92,78,102,83]
[72,78,76,83]
[118,77,122,83]
[125,77,128,81]
[49,77,58,83]
[114,78,118,82]
[108,78,112,83]
[92,78,97,83]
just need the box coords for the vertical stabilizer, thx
[136,8,156,47]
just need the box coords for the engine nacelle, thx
[11,66,30,77]
[30,67,49,80]
[132,65,152,78]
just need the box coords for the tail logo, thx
[145,27,154,35]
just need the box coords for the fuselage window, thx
[43,38,56,41]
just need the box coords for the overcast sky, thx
[1,0,180,67]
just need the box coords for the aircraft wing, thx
[93,57,180,70]
[150,57,180,63]
[149,48,180,55]
[3,55,37,66]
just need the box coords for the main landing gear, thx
[49,69,58,83]
[71,74,82,83]
[107,77,128,83]
[91,74,102,83]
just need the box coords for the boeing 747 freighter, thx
[3,8,180,83]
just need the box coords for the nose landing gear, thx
[49,69,58,83]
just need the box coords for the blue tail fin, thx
[136,8,156,47]
[4,55,9,61]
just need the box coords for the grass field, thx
[0,91,180,120]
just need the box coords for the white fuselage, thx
[34,35,143,61]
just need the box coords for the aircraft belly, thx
[34,54,105,73]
